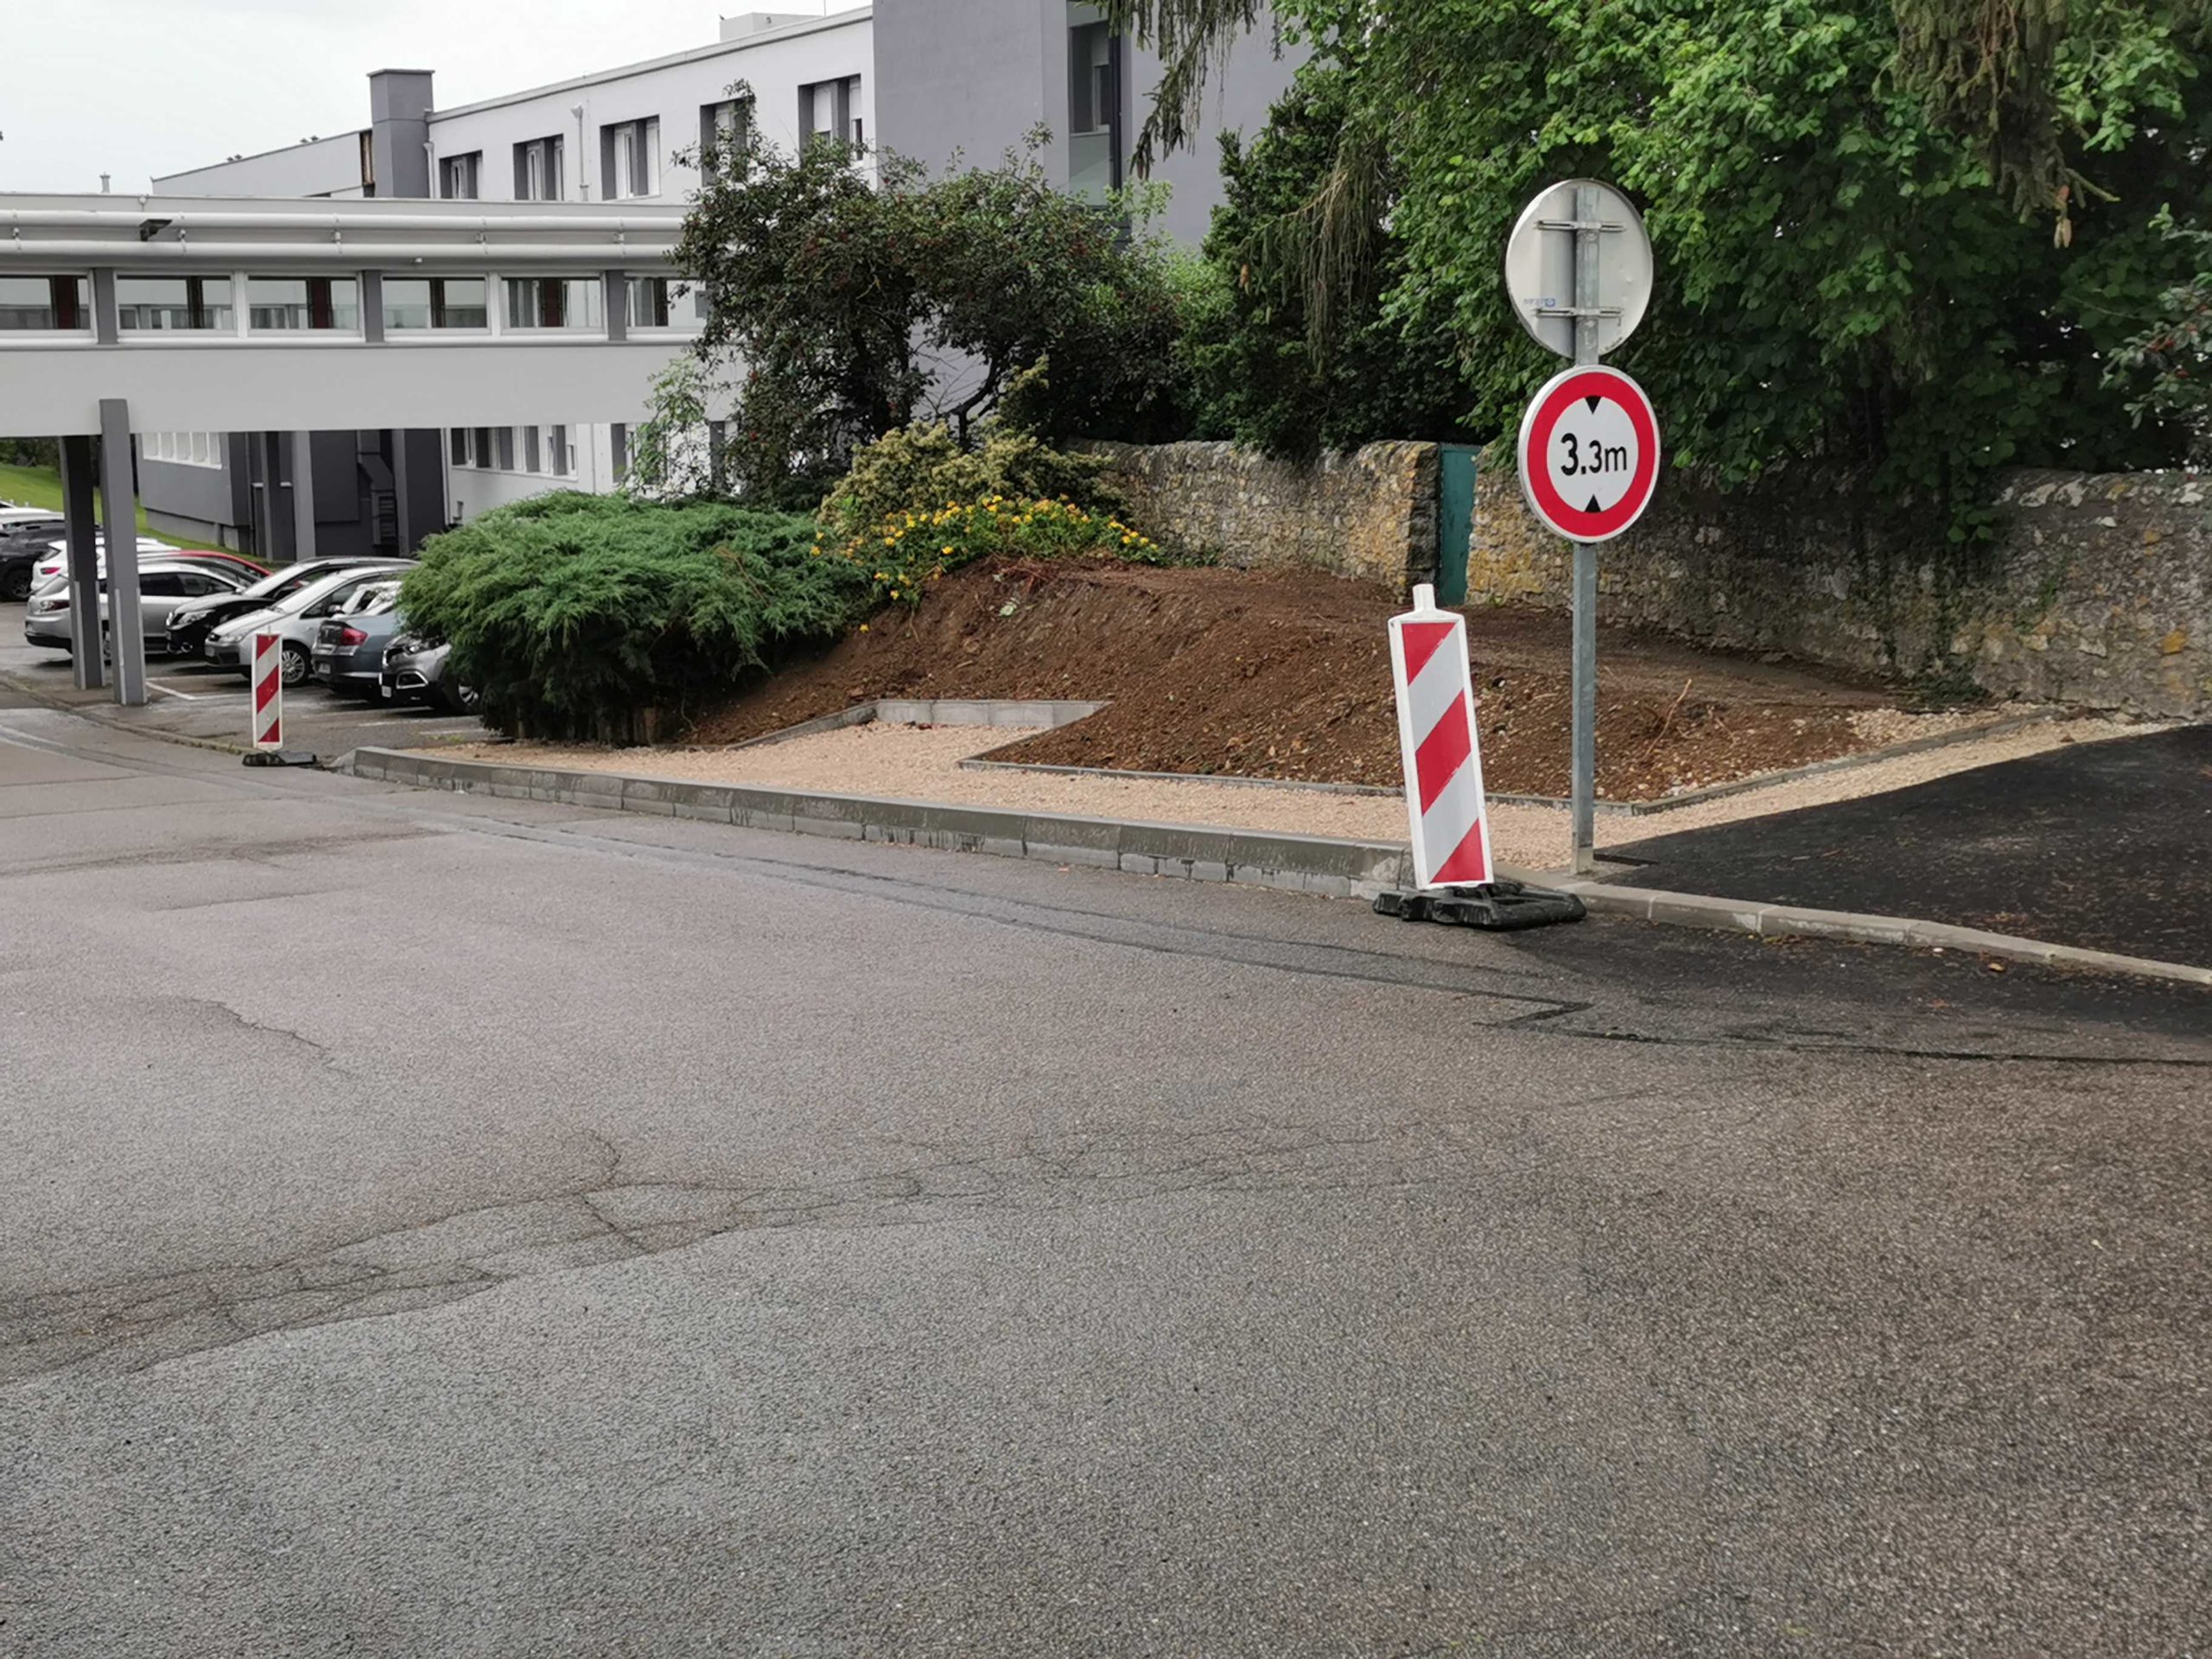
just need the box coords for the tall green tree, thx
[1115,0,2212,525]
[674,108,1185,503]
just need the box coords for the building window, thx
[624,276,675,329]
[440,152,482,200]
[513,135,565,201]
[0,275,90,331]
[504,276,601,331]
[384,277,488,331]
[142,431,222,468]
[247,276,359,332]
[700,98,748,180]
[800,77,861,151]
[116,276,233,331]
[448,429,471,467]
[522,426,542,474]
[473,428,494,468]
[1068,9,1122,200]
[601,118,659,200]
[549,425,572,477]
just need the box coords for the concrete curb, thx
[341,747,1416,899]
[1554,880,2212,989]
[340,747,2212,991]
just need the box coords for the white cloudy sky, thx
[3,0,842,193]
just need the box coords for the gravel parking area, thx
[450,711,2159,873]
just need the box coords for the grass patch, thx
[0,462,217,548]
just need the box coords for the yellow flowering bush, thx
[814,494,1173,608]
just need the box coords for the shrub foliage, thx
[398,493,863,741]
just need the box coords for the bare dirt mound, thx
[691,559,1896,800]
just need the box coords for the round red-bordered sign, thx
[1516,365,1662,543]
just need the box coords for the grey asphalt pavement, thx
[0,599,486,756]
[3,704,2208,1657]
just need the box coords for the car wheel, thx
[439,681,483,715]
[280,642,311,687]
[1,567,29,602]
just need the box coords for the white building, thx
[141,3,1294,550]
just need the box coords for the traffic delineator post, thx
[1388,582,1494,891]
[251,632,283,751]
[1375,583,1584,931]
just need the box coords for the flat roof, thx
[156,130,364,187]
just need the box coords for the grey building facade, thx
[872,0,1303,248]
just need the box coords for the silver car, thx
[204,567,401,685]
[21,559,251,653]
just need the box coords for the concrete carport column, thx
[59,436,102,691]
[98,397,146,706]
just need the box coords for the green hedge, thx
[399,493,864,742]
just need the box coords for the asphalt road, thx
[1613,723,2212,967]
[0,599,485,756]
[3,705,2209,1657]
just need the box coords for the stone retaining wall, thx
[1093,440,1437,594]
[1466,464,2212,717]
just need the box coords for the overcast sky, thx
[2,0,842,194]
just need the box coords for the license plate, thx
[379,683,393,698]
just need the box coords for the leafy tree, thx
[2107,211,2212,459]
[1113,0,2212,528]
[1175,66,1478,456]
[673,105,1185,501]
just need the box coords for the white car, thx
[204,566,397,685]
[25,534,181,594]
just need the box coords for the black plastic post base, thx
[1374,878,1586,931]
[241,749,318,768]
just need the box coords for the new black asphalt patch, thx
[1608,724,2212,967]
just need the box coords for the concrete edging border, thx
[342,747,2212,990]
[341,746,1414,899]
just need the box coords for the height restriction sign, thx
[1515,364,1662,544]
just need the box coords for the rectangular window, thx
[550,426,571,477]
[700,98,748,181]
[513,135,564,201]
[624,276,673,329]
[247,276,359,332]
[523,426,542,474]
[600,118,659,200]
[142,431,222,468]
[116,276,233,331]
[1067,10,1122,200]
[0,275,90,331]
[472,429,493,469]
[610,423,628,481]
[800,77,861,151]
[504,276,601,331]
[440,151,481,200]
[383,277,488,331]
[448,429,468,467]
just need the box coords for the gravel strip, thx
[449,713,2163,874]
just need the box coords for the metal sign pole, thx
[1569,183,1600,874]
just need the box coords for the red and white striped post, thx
[1389,582,1494,891]
[250,632,283,752]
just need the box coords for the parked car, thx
[1,517,68,600]
[379,634,480,714]
[25,540,260,595]
[22,560,252,653]
[310,582,406,696]
[167,556,408,658]
[204,567,397,684]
